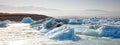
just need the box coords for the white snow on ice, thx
[0,23,120,45]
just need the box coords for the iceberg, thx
[98,25,120,38]
[45,25,81,41]
[22,17,33,23]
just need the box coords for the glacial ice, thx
[30,17,57,32]
[58,19,69,24]
[83,29,99,36]
[109,18,120,22]
[98,25,120,38]
[0,21,8,27]
[22,17,33,23]
[43,18,56,29]
[69,19,83,24]
[113,21,120,25]
[90,17,100,22]
[89,25,100,29]
[45,25,81,41]
[30,20,44,30]
[30,17,81,41]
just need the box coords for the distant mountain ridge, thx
[0,5,120,17]
[0,13,48,21]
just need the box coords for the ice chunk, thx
[30,17,57,31]
[110,18,120,22]
[0,21,8,27]
[89,25,100,29]
[83,30,99,36]
[43,18,56,29]
[22,17,33,23]
[69,19,83,24]
[59,19,69,24]
[3,20,16,24]
[113,21,120,25]
[30,19,45,30]
[45,25,81,41]
[88,22,101,30]
[90,17,100,22]
[98,25,120,38]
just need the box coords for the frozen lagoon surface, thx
[0,23,120,45]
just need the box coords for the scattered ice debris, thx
[69,19,83,24]
[110,18,120,22]
[82,19,91,24]
[90,17,100,22]
[113,21,120,25]
[3,20,16,23]
[98,25,120,38]
[22,17,34,23]
[45,25,81,41]
[58,19,69,24]
[89,25,100,29]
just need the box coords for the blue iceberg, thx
[22,17,33,23]
[45,25,81,41]
[99,25,120,38]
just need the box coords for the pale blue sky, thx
[0,0,120,16]
[0,0,120,11]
